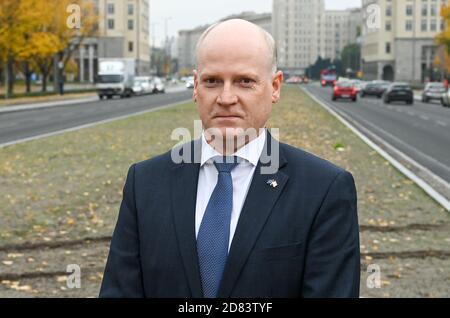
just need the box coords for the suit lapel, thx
[170,140,203,298]
[217,134,289,298]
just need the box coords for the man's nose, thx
[217,83,238,106]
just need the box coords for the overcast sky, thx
[150,0,362,47]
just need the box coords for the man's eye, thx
[239,78,255,86]
[204,78,218,85]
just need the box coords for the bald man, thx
[100,19,360,298]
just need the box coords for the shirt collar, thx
[200,129,267,167]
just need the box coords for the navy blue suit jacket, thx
[99,133,360,298]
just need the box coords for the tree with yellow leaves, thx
[435,1,450,77]
[0,0,98,96]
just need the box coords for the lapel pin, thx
[266,179,278,188]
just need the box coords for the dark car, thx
[384,83,414,105]
[422,82,446,103]
[332,81,357,102]
[360,81,390,98]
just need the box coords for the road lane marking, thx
[420,115,430,121]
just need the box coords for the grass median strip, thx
[0,86,449,297]
[0,85,448,244]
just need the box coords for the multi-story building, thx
[73,0,151,82]
[273,0,361,75]
[177,12,272,75]
[324,8,362,61]
[273,0,326,74]
[361,0,446,83]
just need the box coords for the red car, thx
[332,81,357,102]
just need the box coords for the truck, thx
[320,68,337,87]
[96,58,135,99]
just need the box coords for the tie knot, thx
[213,156,240,173]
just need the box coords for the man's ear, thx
[272,71,283,104]
[193,69,199,102]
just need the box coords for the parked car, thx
[151,77,165,94]
[422,82,446,103]
[440,89,450,107]
[360,80,390,98]
[332,81,357,102]
[384,83,414,105]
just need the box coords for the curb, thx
[0,96,99,114]
[301,86,450,213]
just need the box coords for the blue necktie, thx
[197,156,239,298]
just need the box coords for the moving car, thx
[151,77,165,94]
[332,81,357,102]
[285,76,302,84]
[321,69,337,87]
[422,82,446,103]
[383,83,414,105]
[132,76,153,95]
[185,76,194,89]
[360,80,390,98]
[440,88,450,107]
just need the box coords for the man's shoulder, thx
[134,150,173,171]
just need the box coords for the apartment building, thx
[74,0,151,82]
[177,12,272,74]
[273,0,362,75]
[273,0,326,74]
[324,9,362,61]
[361,0,446,83]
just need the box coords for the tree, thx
[435,2,450,79]
[0,0,98,95]
[0,0,25,97]
[341,43,361,74]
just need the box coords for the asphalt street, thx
[304,83,450,185]
[0,89,193,146]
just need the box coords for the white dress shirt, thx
[195,129,267,251]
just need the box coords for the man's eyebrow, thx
[200,72,261,79]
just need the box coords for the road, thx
[0,88,193,146]
[303,83,450,186]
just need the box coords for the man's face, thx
[194,25,282,143]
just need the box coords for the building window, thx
[386,6,392,17]
[430,5,437,16]
[406,4,413,16]
[421,4,428,16]
[128,20,134,30]
[406,20,413,31]
[128,4,134,15]
[128,41,134,52]
[421,19,427,31]
[385,21,392,31]
[107,19,114,30]
[431,19,437,31]
[107,3,114,14]
[386,42,391,54]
